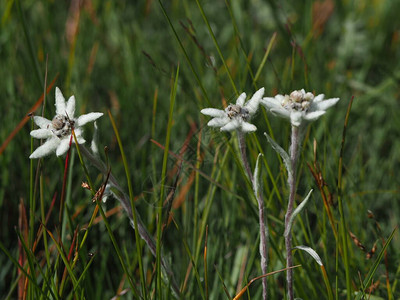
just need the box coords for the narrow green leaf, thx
[285,189,313,237]
[156,65,179,297]
[294,245,323,266]
[195,0,238,95]
[157,0,210,105]
[108,110,147,299]
[15,0,43,88]
[264,132,291,175]
[43,227,80,295]
[294,245,334,300]
[355,227,397,300]
[254,32,277,84]
[337,96,355,300]
[0,240,57,299]
[252,153,263,198]
[73,140,140,298]
[224,0,256,89]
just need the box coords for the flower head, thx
[260,89,339,127]
[29,87,103,159]
[201,88,264,133]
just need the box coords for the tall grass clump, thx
[1,0,400,299]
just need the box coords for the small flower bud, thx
[290,90,303,102]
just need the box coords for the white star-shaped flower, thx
[260,89,339,127]
[29,87,103,159]
[200,88,264,133]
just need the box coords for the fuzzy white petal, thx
[208,117,229,127]
[290,111,304,127]
[74,128,86,144]
[245,87,264,115]
[275,94,286,102]
[220,119,240,131]
[33,116,52,129]
[91,121,99,156]
[29,138,60,159]
[201,108,226,118]
[76,112,103,127]
[236,92,246,106]
[251,87,265,102]
[313,94,325,103]
[260,97,282,110]
[55,87,66,115]
[303,111,326,122]
[30,129,53,139]
[56,138,71,156]
[270,108,291,118]
[312,98,340,111]
[66,96,76,119]
[241,122,257,132]
[77,136,86,144]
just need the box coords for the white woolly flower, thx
[260,89,340,127]
[201,88,264,133]
[29,87,103,159]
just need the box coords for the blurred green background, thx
[1,0,400,298]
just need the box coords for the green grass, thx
[1,0,400,299]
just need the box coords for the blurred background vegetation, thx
[1,0,400,298]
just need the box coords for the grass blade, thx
[73,135,140,298]
[354,227,397,300]
[195,0,238,95]
[108,110,147,300]
[337,96,354,299]
[156,65,179,298]
[15,0,43,88]
[254,32,277,84]
[157,0,210,104]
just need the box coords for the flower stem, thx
[257,190,268,300]
[238,131,253,182]
[285,125,300,300]
[237,131,268,300]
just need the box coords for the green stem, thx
[338,97,354,300]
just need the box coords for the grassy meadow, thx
[1,0,400,299]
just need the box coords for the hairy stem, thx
[285,125,300,300]
[238,131,253,182]
[256,190,268,300]
[238,131,268,300]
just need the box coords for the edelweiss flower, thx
[201,88,264,132]
[29,87,103,159]
[260,89,340,127]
